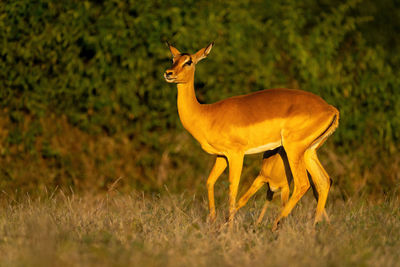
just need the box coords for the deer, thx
[164,42,339,231]
[235,147,330,225]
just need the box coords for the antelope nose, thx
[165,71,173,77]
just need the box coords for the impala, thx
[164,42,339,230]
[236,147,328,225]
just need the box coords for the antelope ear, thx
[167,42,181,58]
[193,42,214,64]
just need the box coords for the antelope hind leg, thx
[304,149,331,224]
[272,151,310,231]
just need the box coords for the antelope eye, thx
[185,59,192,66]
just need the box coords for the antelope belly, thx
[244,141,281,155]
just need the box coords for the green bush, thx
[0,0,399,195]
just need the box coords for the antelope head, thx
[164,42,214,84]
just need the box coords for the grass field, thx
[0,188,399,267]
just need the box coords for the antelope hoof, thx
[272,219,281,232]
[208,213,216,224]
[313,211,326,226]
[314,215,330,227]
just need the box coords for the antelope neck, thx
[176,77,207,137]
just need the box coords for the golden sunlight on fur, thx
[164,42,339,230]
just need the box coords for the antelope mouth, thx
[164,73,177,83]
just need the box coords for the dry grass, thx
[0,189,399,267]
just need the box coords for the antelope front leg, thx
[256,200,270,225]
[227,152,244,227]
[206,156,227,223]
[257,184,289,225]
[236,175,266,213]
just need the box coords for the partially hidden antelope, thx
[236,147,328,225]
[164,42,339,230]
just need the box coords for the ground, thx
[0,190,399,267]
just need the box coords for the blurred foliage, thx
[0,0,399,196]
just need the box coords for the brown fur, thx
[164,43,339,230]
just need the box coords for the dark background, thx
[0,0,399,199]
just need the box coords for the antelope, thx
[236,147,329,225]
[164,42,339,230]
